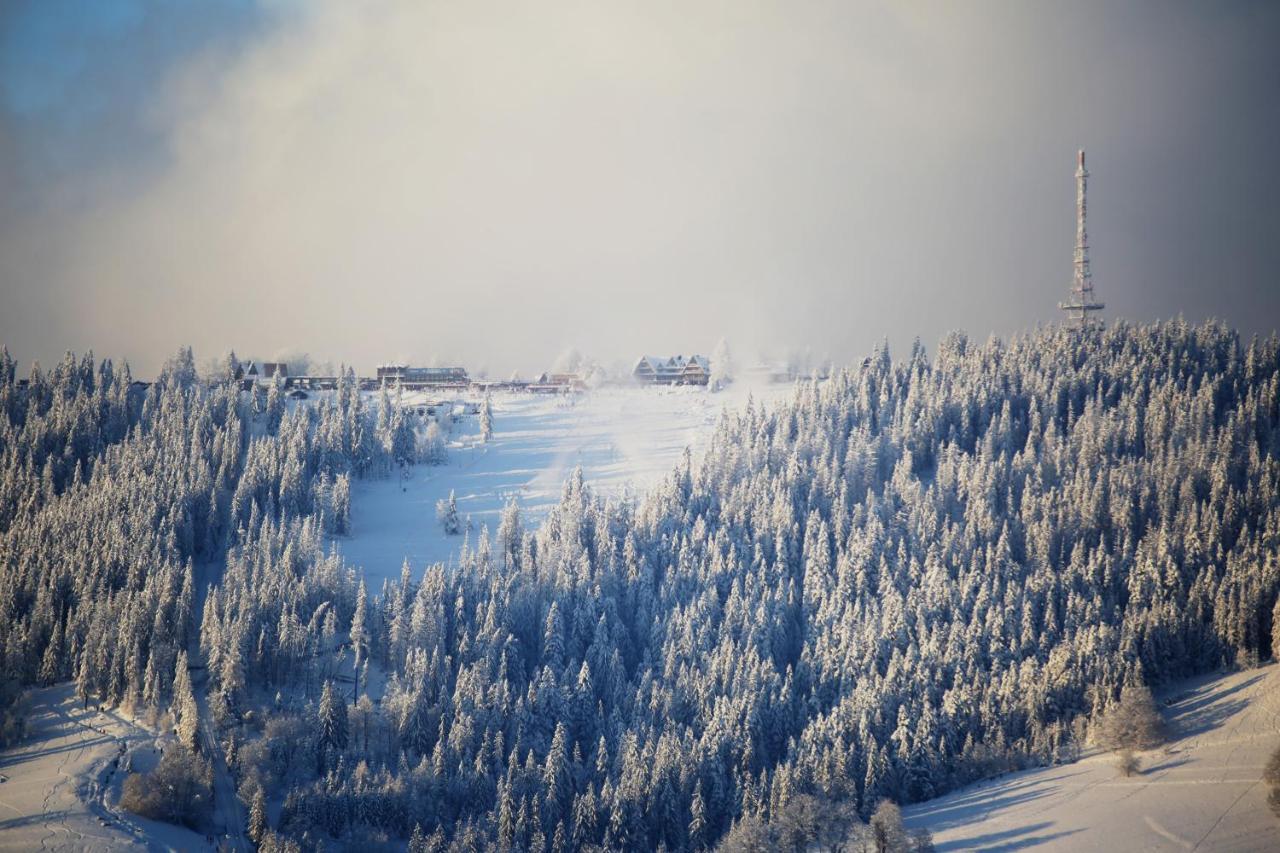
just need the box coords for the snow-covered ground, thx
[0,684,209,853]
[336,382,796,588]
[904,664,1280,852]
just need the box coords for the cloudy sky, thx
[1,0,1277,376]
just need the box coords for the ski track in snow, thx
[0,685,230,852]
[195,680,249,852]
[0,685,150,852]
[904,665,1280,852]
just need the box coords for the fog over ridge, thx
[1,0,1278,375]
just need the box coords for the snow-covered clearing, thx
[336,382,795,588]
[904,664,1280,852]
[0,683,208,852]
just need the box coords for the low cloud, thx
[2,1,1278,376]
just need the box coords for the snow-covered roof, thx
[243,360,287,378]
[683,355,710,371]
[636,354,708,374]
[635,356,665,372]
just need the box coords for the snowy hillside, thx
[4,324,1280,851]
[336,382,795,586]
[904,665,1280,852]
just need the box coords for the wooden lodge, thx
[633,354,710,386]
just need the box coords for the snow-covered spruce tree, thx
[334,472,352,533]
[436,490,461,535]
[265,373,285,435]
[316,680,349,771]
[480,394,494,442]
[391,401,417,467]
[248,786,268,844]
[173,651,200,752]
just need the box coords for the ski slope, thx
[904,665,1280,852]
[336,382,795,588]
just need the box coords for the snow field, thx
[335,382,795,589]
[903,665,1280,852]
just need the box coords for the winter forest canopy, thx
[1,319,1279,850]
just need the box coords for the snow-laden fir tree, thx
[436,490,460,535]
[480,394,494,442]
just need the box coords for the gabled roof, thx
[657,356,687,375]
[635,356,665,372]
[683,355,710,371]
[636,354,710,375]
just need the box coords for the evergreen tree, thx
[173,651,200,752]
[318,680,349,761]
[437,491,461,535]
[480,395,494,442]
[249,787,268,844]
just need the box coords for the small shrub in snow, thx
[870,800,909,853]
[1115,748,1140,777]
[909,827,938,853]
[120,744,213,830]
[1266,744,1280,818]
[715,794,868,852]
[418,420,446,464]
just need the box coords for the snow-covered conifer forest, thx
[2,320,1280,850]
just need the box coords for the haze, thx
[1,0,1278,376]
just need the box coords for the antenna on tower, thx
[1059,149,1104,328]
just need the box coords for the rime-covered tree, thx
[480,394,494,442]
[249,787,268,844]
[437,490,461,535]
[710,337,735,390]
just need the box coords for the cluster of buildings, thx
[233,352,717,396]
[632,354,710,386]
[235,361,474,394]
[375,365,469,388]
